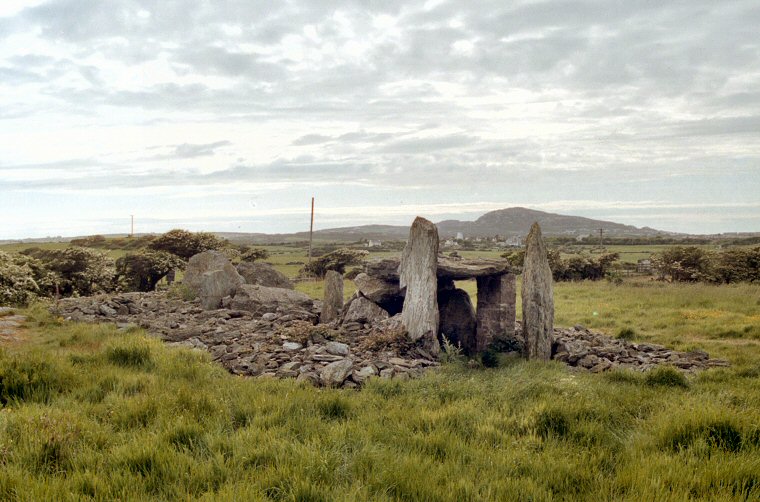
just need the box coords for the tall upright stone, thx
[475,272,517,353]
[521,223,554,360]
[321,270,344,323]
[399,217,440,354]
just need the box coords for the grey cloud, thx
[292,134,333,146]
[174,140,232,158]
[376,134,479,154]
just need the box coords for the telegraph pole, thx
[130,215,134,238]
[598,228,603,246]
[308,197,314,264]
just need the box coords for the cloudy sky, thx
[1,0,759,239]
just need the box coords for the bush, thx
[148,229,226,260]
[0,251,43,305]
[21,247,116,297]
[240,247,270,263]
[652,246,713,282]
[301,248,368,278]
[616,328,636,341]
[116,250,184,292]
[481,349,500,368]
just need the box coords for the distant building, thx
[366,240,382,247]
[637,259,652,273]
[506,235,523,247]
[456,232,464,240]
[443,239,459,247]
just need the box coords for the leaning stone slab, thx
[521,223,554,360]
[184,251,241,294]
[343,297,389,325]
[229,284,314,317]
[236,262,294,289]
[200,268,245,310]
[399,216,440,354]
[321,270,344,323]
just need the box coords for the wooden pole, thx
[130,215,134,237]
[308,197,314,264]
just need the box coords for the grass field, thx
[1,243,759,500]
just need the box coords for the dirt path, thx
[0,307,28,347]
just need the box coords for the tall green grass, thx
[1,291,759,500]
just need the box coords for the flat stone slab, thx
[365,256,510,281]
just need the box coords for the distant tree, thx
[301,248,368,278]
[148,229,226,260]
[116,250,184,292]
[652,246,713,282]
[711,247,760,284]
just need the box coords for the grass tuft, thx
[105,339,153,369]
[644,366,689,388]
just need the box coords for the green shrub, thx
[616,327,636,340]
[167,283,196,301]
[149,229,226,260]
[481,349,500,368]
[20,247,116,297]
[644,366,689,388]
[300,248,368,278]
[0,251,44,306]
[116,250,184,292]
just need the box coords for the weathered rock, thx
[236,262,294,289]
[343,297,389,325]
[98,304,117,316]
[365,256,511,282]
[283,342,302,351]
[321,270,344,323]
[351,366,377,383]
[399,217,440,354]
[325,341,349,356]
[476,273,517,353]
[354,273,404,314]
[437,288,476,354]
[437,256,511,280]
[521,223,554,360]
[184,251,239,294]
[199,268,245,310]
[229,284,314,317]
[320,358,353,387]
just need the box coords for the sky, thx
[1,0,759,239]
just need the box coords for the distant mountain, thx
[436,207,664,238]
[221,207,668,244]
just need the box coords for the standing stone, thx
[321,270,344,323]
[521,223,554,360]
[438,288,477,354]
[399,217,440,354]
[476,273,517,353]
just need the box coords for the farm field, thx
[2,240,760,500]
